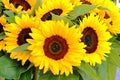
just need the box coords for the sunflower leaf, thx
[51,13,74,26]
[108,37,120,67]
[11,43,30,52]
[19,68,33,80]
[77,62,101,80]
[95,61,108,80]
[108,50,120,67]
[107,61,117,80]
[97,6,110,11]
[0,55,27,79]
[67,4,97,20]
[0,32,5,40]
[4,11,15,23]
[39,70,79,80]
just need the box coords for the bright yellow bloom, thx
[98,0,120,34]
[4,14,39,65]
[35,0,74,21]
[79,13,112,66]
[2,0,36,13]
[27,20,86,76]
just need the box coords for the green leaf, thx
[11,43,30,52]
[51,13,74,26]
[108,37,120,67]
[108,50,120,67]
[77,62,101,80]
[107,61,117,80]
[4,11,15,23]
[0,32,5,40]
[68,4,97,20]
[19,68,33,80]
[0,55,26,79]
[97,6,110,11]
[39,70,79,80]
[0,50,5,57]
[95,59,117,80]
[95,61,107,80]
[110,37,120,56]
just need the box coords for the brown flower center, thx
[80,0,91,5]
[9,0,31,11]
[81,27,98,53]
[43,35,68,60]
[17,28,32,45]
[41,9,63,21]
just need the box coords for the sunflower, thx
[35,0,74,21]
[97,0,120,34]
[0,17,6,50]
[79,14,112,66]
[27,20,86,76]
[4,14,39,65]
[98,10,120,34]
[2,0,36,13]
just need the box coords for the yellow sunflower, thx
[97,0,120,34]
[4,14,39,65]
[27,20,86,76]
[35,0,74,21]
[0,17,6,50]
[79,14,112,66]
[2,0,36,13]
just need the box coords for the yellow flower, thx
[0,17,6,50]
[35,0,74,21]
[79,14,112,66]
[4,14,39,65]
[2,0,36,13]
[27,20,86,76]
[98,0,120,34]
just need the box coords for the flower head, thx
[79,14,112,66]
[27,20,86,76]
[4,14,39,65]
[2,0,36,13]
[35,0,74,21]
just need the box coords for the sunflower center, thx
[41,9,63,21]
[81,27,98,53]
[9,0,31,11]
[43,35,68,60]
[84,35,92,46]
[50,41,61,54]
[17,28,32,45]
[0,23,4,33]
[80,0,91,5]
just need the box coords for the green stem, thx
[34,67,39,80]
